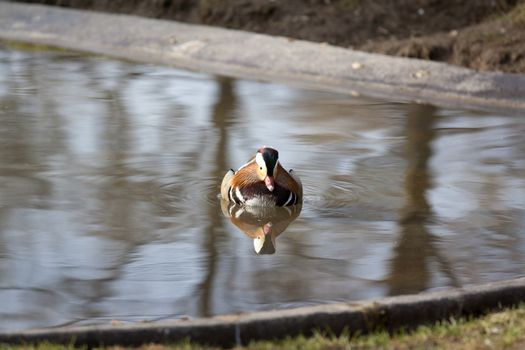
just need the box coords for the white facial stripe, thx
[255,152,266,170]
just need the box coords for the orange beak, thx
[264,176,275,192]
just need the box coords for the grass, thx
[0,39,73,54]
[1,303,525,350]
[501,2,525,26]
[337,0,361,11]
[455,2,525,46]
[244,303,525,349]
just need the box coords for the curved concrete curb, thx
[1,2,524,111]
[1,277,524,347]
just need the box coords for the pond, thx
[0,46,524,331]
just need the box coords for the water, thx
[0,46,524,331]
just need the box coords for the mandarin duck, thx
[220,147,302,207]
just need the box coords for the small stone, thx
[449,30,458,37]
[350,90,360,97]
[489,327,501,334]
[173,40,206,55]
[351,62,363,70]
[414,70,429,78]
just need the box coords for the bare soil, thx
[16,0,525,73]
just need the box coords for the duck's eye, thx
[259,166,263,170]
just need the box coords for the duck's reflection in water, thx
[221,201,302,254]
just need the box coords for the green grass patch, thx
[337,0,361,11]
[0,39,73,54]
[502,2,525,26]
[251,303,525,350]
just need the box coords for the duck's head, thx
[255,147,279,192]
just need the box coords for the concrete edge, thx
[0,2,524,112]
[1,277,524,347]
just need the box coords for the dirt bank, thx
[15,0,525,73]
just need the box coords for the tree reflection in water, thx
[387,104,460,295]
[197,77,237,316]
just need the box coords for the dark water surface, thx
[0,47,524,331]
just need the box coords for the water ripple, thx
[153,176,219,211]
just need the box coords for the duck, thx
[220,147,302,207]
